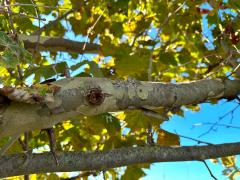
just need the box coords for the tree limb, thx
[0,142,240,177]
[0,78,239,138]
[18,34,101,54]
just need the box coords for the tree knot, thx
[85,87,105,106]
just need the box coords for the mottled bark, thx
[0,142,240,178]
[0,77,239,138]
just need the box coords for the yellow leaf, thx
[210,158,219,164]
[221,156,236,168]
[62,121,73,130]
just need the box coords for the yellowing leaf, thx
[157,129,180,146]
[210,158,219,164]
[121,166,146,180]
[62,121,74,130]
[221,156,236,168]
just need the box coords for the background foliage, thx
[0,0,240,179]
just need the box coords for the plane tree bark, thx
[0,142,240,178]
[18,34,101,54]
[0,77,239,137]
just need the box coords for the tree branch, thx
[0,78,239,138]
[0,142,240,177]
[18,34,101,54]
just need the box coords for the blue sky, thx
[143,101,240,180]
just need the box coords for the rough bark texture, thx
[0,142,240,178]
[0,77,239,138]
[18,34,101,54]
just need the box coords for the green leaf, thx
[0,50,18,68]
[124,110,165,131]
[83,113,121,136]
[115,47,150,76]
[110,22,123,38]
[24,62,68,80]
[87,61,104,77]
[121,166,146,180]
[158,51,177,66]
[0,31,14,46]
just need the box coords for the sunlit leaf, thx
[157,129,180,146]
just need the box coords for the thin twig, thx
[5,0,25,84]
[29,0,41,57]
[195,122,240,130]
[82,9,105,51]
[18,132,29,180]
[141,106,168,144]
[174,130,213,145]
[17,64,24,82]
[0,134,21,156]
[204,53,232,78]
[0,3,67,9]
[144,2,186,142]
[31,8,76,36]
[152,2,185,81]
[201,160,218,180]
[227,62,240,77]
[0,9,46,20]
[5,0,16,34]
[198,104,240,138]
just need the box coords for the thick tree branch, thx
[0,142,240,177]
[0,78,239,137]
[18,34,101,54]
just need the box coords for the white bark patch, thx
[128,87,136,99]
[208,91,215,97]
[137,85,148,100]
[18,34,49,44]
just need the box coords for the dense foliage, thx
[0,0,240,179]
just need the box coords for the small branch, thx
[0,134,21,156]
[82,9,105,51]
[4,1,24,84]
[174,130,213,145]
[149,2,185,81]
[201,160,217,180]
[0,3,65,9]
[29,0,41,57]
[196,122,240,130]
[198,104,240,137]
[0,9,46,20]
[1,142,240,177]
[31,8,76,36]
[17,64,23,82]
[18,132,29,180]
[5,0,16,34]
[18,35,101,54]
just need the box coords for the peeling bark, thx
[0,142,240,178]
[0,77,239,138]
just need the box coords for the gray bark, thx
[0,142,240,178]
[0,77,239,138]
[18,34,101,54]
